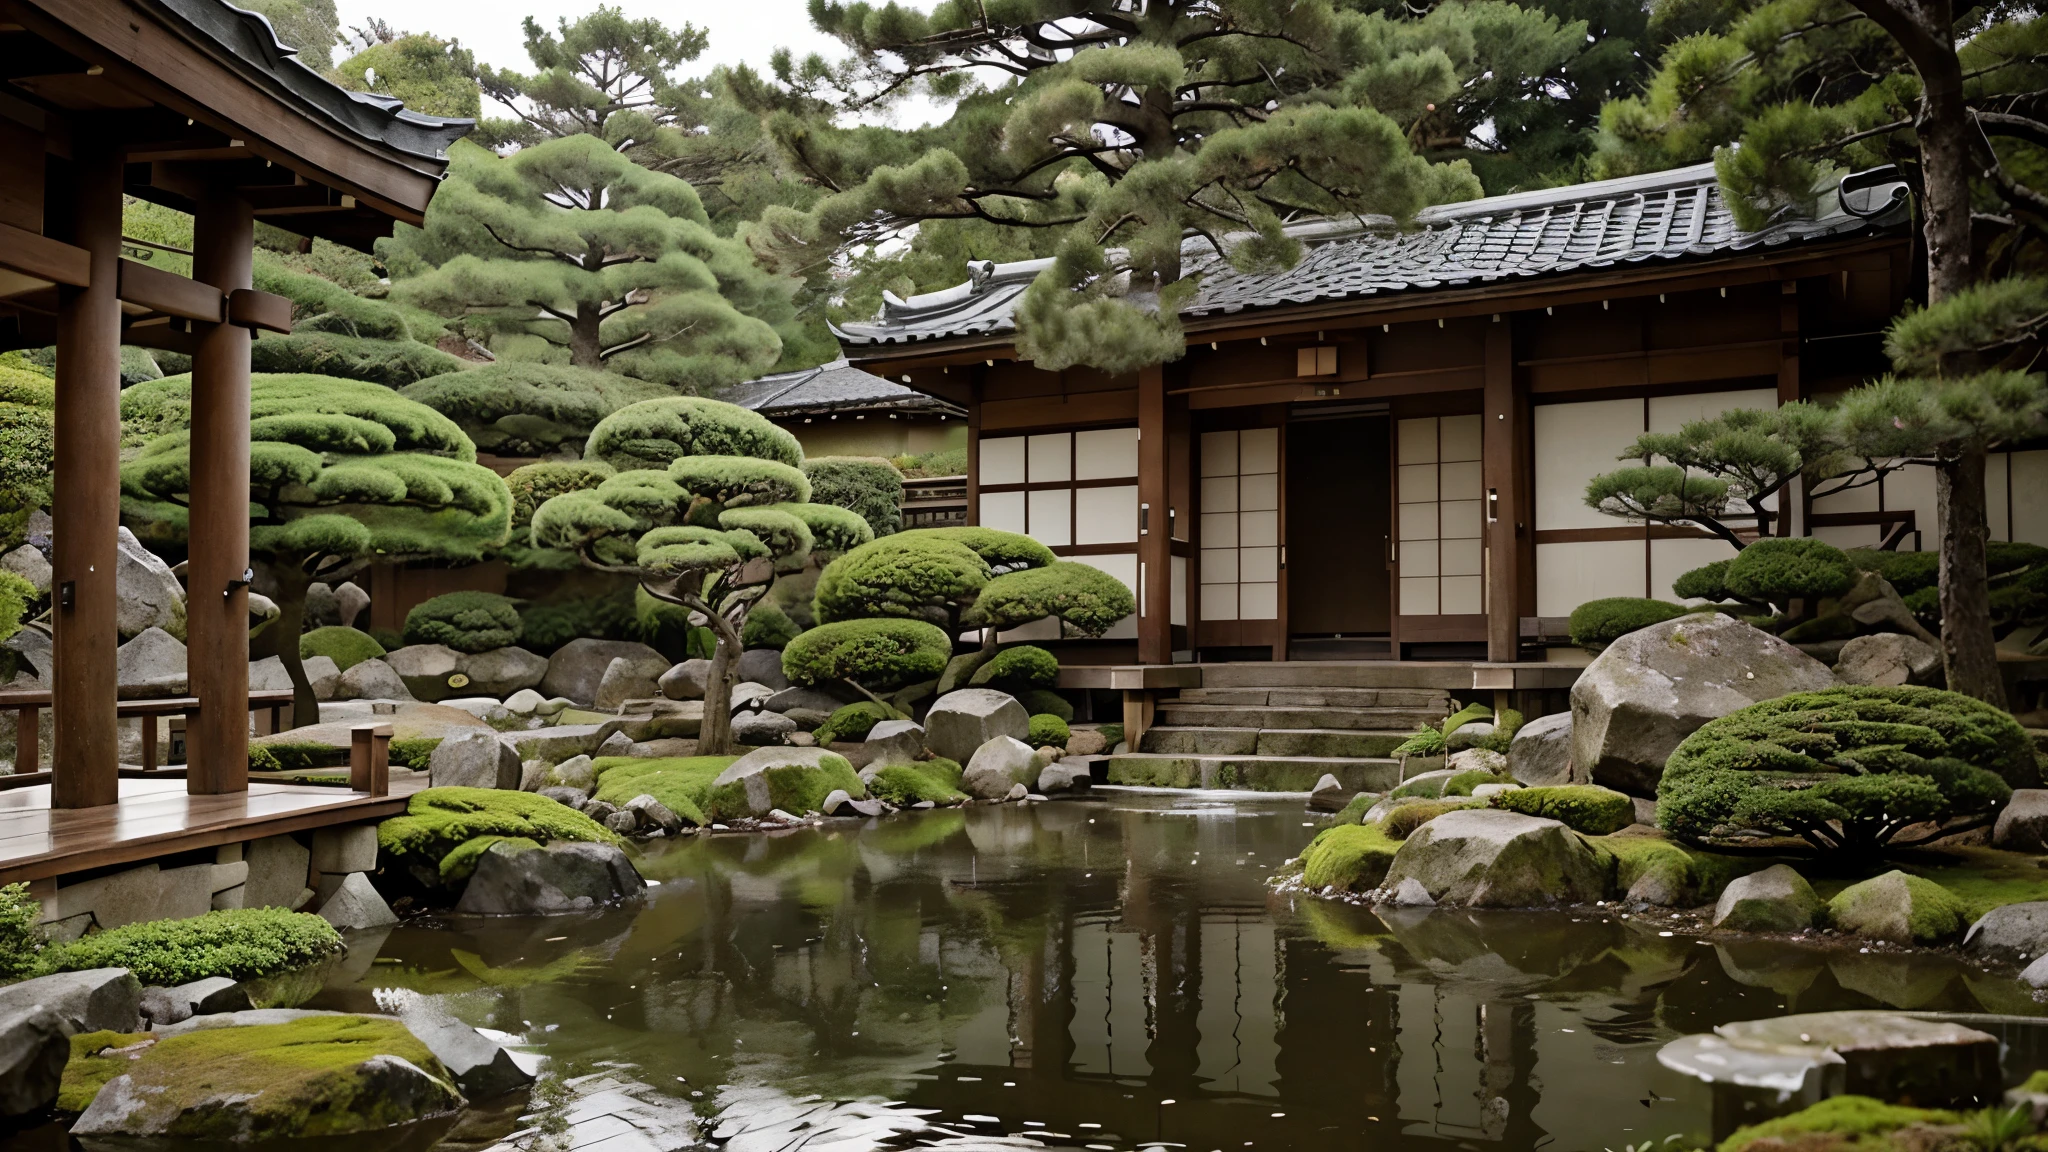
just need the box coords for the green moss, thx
[1299,823,1402,892]
[1568,597,1690,651]
[1718,1095,1957,1152]
[1592,835,1756,904]
[1325,793,1377,827]
[56,1016,459,1137]
[378,786,619,877]
[0,881,45,979]
[969,644,1059,689]
[1106,756,1198,788]
[388,737,440,770]
[248,740,342,772]
[867,763,970,806]
[402,591,522,653]
[1017,688,1074,722]
[439,835,542,883]
[1027,713,1071,746]
[299,625,385,671]
[814,701,893,744]
[734,753,865,818]
[60,1029,143,1112]
[1492,785,1635,835]
[40,909,341,986]
[1381,798,1481,839]
[1443,768,1510,796]
[590,755,734,826]
[1826,870,1971,943]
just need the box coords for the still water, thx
[308,791,2048,1152]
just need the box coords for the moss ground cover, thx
[38,909,342,985]
[1492,785,1635,835]
[1297,822,1403,892]
[590,756,736,826]
[379,787,619,883]
[866,761,969,806]
[1717,1095,1957,1152]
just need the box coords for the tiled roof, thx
[834,163,1905,348]
[167,0,474,168]
[717,360,967,417]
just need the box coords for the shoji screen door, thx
[1395,414,1486,640]
[1198,426,1282,649]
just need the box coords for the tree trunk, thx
[1936,452,2006,705]
[268,562,319,730]
[696,609,744,755]
[568,311,604,370]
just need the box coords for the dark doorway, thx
[1286,412,1390,650]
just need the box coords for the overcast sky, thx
[331,0,947,126]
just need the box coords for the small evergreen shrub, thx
[1028,714,1071,747]
[1096,723,1124,749]
[802,456,906,537]
[518,589,638,654]
[1491,785,1635,835]
[1670,558,1732,602]
[1017,688,1073,722]
[1568,597,1691,651]
[1723,537,1858,606]
[969,644,1059,689]
[742,601,801,650]
[389,738,440,770]
[298,626,385,672]
[815,701,895,744]
[782,618,953,688]
[0,881,45,979]
[40,909,343,985]
[402,591,522,653]
[0,569,36,646]
[369,626,405,651]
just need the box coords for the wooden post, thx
[1483,318,1522,664]
[186,186,253,796]
[1137,365,1171,665]
[50,137,123,809]
[16,704,37,774]
[1777,281,1801,537]
[349,723,390,795]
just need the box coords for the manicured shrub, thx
[401,362,670,456]
[969,644,1059,689]
[1567,597,1691,651]
[1723,537,1858,606]
[585,395,803,471]
[1028,713,1071,746]
[1491,785,1635,835]
[0,881,44,979]
[866,762,969,806]
[782,618,953,689]
[250,330,465,387]
[967,561,1136,637]
[1671,558,1732,602]
[814,701,894,744]
[813,532,989,625]
[742,602,801,650]
[1018,688,1073,722]
[1846,548,1939,595]
[378,786,620,878]
[1657,685,2035,852]
[505,460,614,535]
[402,591,522,653]
[891,447,967,478]
[519,588,637,654]
[40,908,343,985]
[389,738,440,770]
[369,626,405,651]
[802,456,905,537]
[299,625,384,671]
[922,526,1057,571]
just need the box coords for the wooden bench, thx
[1,688,297,778]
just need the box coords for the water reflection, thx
[309,792,2048,1152]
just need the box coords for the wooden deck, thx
[0,775,425,885]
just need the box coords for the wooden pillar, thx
[1483,318,1523,664]
[186,186,253,796]
[50,139,123,808]
[1137,364,1171,665]
[1777,281,1801,536]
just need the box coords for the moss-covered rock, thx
[1297,822,1403,893]
[1712,864,1824,932]
[814,701,893,745]
[1827,870,1971,944]
[1717,1095,1958,1152]
[1592,834,1755,906]
[39,909,342,987]
[709,747,866,817]
[378,786,619,885]
[589,755,735,826]
[1383,809,1610,907]
[1491,785,1635,835]
[866,761,969,806]
[1027,713,1071,747]
[299,625,385,672]
[64,1016,462,1140]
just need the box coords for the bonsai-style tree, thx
[1657,686,2036,854]
[401,363,674,459]
[963,561,1135,646]
[120,373,513,727]
[470,6,708,151]
[1671,538,1861,621]
[385,136,795,389]
[813,533,992,634]
[251,257,465,388]
[529,397,873,752]
[801,456,905,538]
[403,591,523,653]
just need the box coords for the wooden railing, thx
[1,688,296,781]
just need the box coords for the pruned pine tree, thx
[528,398,873,753]
[119,374,513,728]
[744,0,1504,372]
[470,6,708,150]
[385,136,796,391]
[1593,1,2048,701]
[333,32,482,119]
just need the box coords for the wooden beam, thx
[116,258,220,322]
[1483,319,1520,664]
[1136,365,1170,665]
[50,136,122,810]
[226,288,291,334]
[185,184,252,797]
[0,218,90,287]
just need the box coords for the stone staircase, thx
[1106,666,1454,794]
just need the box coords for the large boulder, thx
[0,968,141,1034]
[732,709,797,745]
[428,731,522,790]
[1839,571,1939,645]
[1964,902,2048,960]
[594,656,662,712]
[1,543,50,593]
[0,1006,69,1118]
[862,720,926,766]
[658,659,711,700]
[304,656,342,701]
[248,655,293,692]
[333,581,370,629]
[1570,613,1835,796]
[1994,790,2048,852]
[962,736,1039,800]
[457,647,548,696]
[1826,870,1968,944]
[383,644,463,703]
[1507,711,1578,786]
[116,626,187,699]
[403,1012,535,1099]
[336,657,413,702]
[455,840,644,914]
[1712,864,1823,932]
[1835,632,1942,687]
[924,689,1029,764]
[115,526,184,641]
[1382,809,1608,907]
[541,638,668,706]
[712,747,864,817]
[736,648,792,691]
[318,872,399,931]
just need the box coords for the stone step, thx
[1139,726,1411,759]
[1105,752,1401,794]
[1196,662,1475,690]
[1155,703,1441,731]
[1175,687,1451,710]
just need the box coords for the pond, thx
[278,793,2048,1150]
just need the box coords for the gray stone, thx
[158,862,214,920]
[429,730,522,790]
[1995,790,2048,852]
[595,656,662,712]
[1392,768,1463,799]
[381,643,463,700]
[241,834,311,910]
[736,648,791,691]
[304,582,339,628]
[1444,721,1496,751]
[925,688,1029,764]
[624,793,683,833]
[539,786,588,808]
[45,864,163,932]
[659,659,712,700]
[458,646,549,696]
[247,654,293,692]
[304,655,341,701]
[862,719,926,766]
[333,580,369,629]
[1713,864,1823,932]
[733,709,798,745]
[820,789,855,815]
[1309,774,1349,812]
[404,1012,535,1098]
[766,685,847,714]
[4,622,51,686]
[767,808,803,823]
[137,985,193,1027]
[1470,782,1521,798]
[597,730,635,758]
[1828,870,1968,944]
[336,657,413,702]
[962,736,1038,800]
[116,626,186,699]
[1840,571,1940,645]
[788,730,818,747]
[1383,809,1608,907]
[1507,711,1578,786]
[627,738,695,758]
[0,1006,68,1117]
[782,708,830,732]
[455,840,645,914]
[519,759,547,791]
[848,798,887,816]
[605,810,638,833]
[310,825,378,873]
[582,798,619,822]
[1036,761,1091,794]
[503,688,546,715]
[1445,747,1507,776]
[729,681,776,712]
[1964,902,2048,960]
[318,872,398,931]
[506,719,632,763]
[1835,632,1942,687]
[546,754,597,791]
[151,976,251,1025]
[711,746,861,817]
[1388,877,1436,907]
[1571,613,1835,796]
[1710,1011,1999,1109]
[542,638,669,705]
[72,1042,462,1139]
[1,544,50,593]
[0,968,141,1034]
[115,526,184,641]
